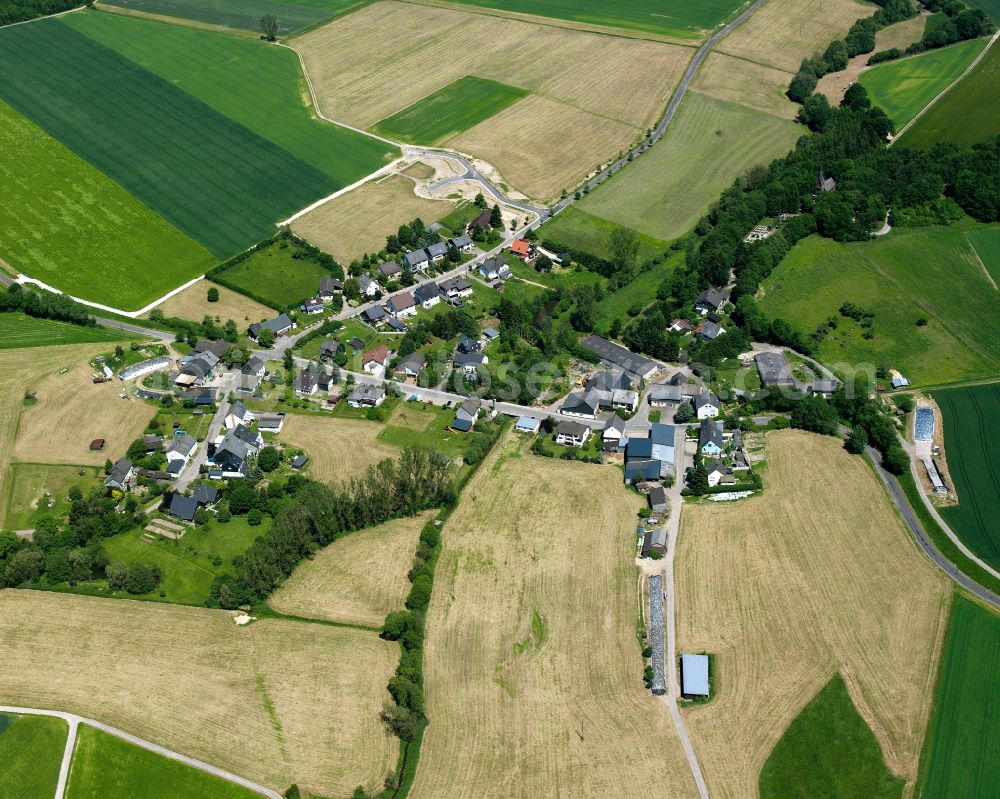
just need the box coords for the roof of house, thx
[291,454,309,469]
[295,367,318,391]
[555,420,589,439]
[229,401,248,420]
[694,392,720,411]
[755,351,793,386]
[454,352,486,368]
[404,250,429,267]
[626,437,654,460]
[649,485,667,507]
[377,260,402,277]
[561,389,601,416]
[302,297,324,310]
[258,413,285,430]
[450,234,472,249]
[231,424,259,447]
[644,527,667,550]
[168,493,199,522]
[105,458,133,486]
[387,318,408,332]
[253,313,293,335]
[192,484,219,505]
[456,398,481,420]
[319,275,342,294]
[587,370,631,392]
[471,208,492,229]
[359,274,379,291]
[426,241,448,258]
[699,321,725,340]
[451,416,474,432]
[348,384,385,403]
[389,292,416,312]
[580,335,659,379]
[457,335,479,354]
[166,459,184,476]
[650,423,675,446]
[479,255,507,275]
[242,356,265,375]
[348,337,365,351]
[515,415,541,432]
[361,305,387,323]
[320,338,344,356]
[415,282,442,303]
[482,327,499,339]
[396,353,424,373]
[699,419,724,450]
[603,415,626,436]
[681,653,710,696]
[705,459,727,476]
[625,459,660,482]
[215,432,253,467]
[511,239,531,256]
[363,344,389,365]
[441,276,472,293]
[695,287,730,311]
[649,384,683,402]
[167,434,197,457]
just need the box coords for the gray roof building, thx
[404,250,429,270]
[168,493,199,522]
[426,241,448,260]
[249,313,293,340]
[755,352,794,387]
[699,419,725,453]
[648,384,683,405]
[681,653,710,697]
[377,260,402,279]
[580,336,659,380]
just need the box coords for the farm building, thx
[914,407,935,441]
[625,459,660,485]
[923,458,947,495]
[680,654,710,698]
[118,356,171,382]
[755,352,794,388]
[643,527,667,557]
[648,384,683,407]
[648,574,666,695]
[648,485,667,514]
[581,336,659,381]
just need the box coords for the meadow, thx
[212,240,337,309]
[859,38,988,128]
[758,227,1000,385]
[0,590,399,797]
[373,76,529,145]
[577,92,801,241]
[0,313,132,350]
[270,512,431,627]
[0,100,215,310]
[691,52,798,119]
[541,206,667,261]
[759,675,904,799]
[410,435,699,798]
[295,1,689,200]
[100,0,365,35]
[149,281,274,325]
[916,596,1000,797]
[899,40,1000,149]
[444,0,745,38]
[934,383,1000,570]
[0,19,341,259]
[377,403,474,463]
[3,463,100,531]
[66,724,262,799]
[279,414,400,485]
[677,431,949,798]
[594,252,682,329]
[64,11,395,185]
[0,713,67,799]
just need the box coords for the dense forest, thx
[0,0,83,26]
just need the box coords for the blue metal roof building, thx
[681,653,710,698]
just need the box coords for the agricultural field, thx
[859,37,988,128]
[577,92,801,241]
[442,0,744,38]
[0,590,399,797]
[149,281,274,325]
[63,11,395,185]
[541,206,668,262]
[410,435,699,798]
[759,674,905,799]
[0,313,133,350]
[968,0,1000,19]
[0,99,215,311]
[916,596,1000,797]
[676,431,950,798]
[758,227,1000,385]
[3,463,100,531]
[0,713,67,799]
[270,512,431,627]
[212,241,338,310]
[66,724,261,799]
[716,0,872,72]
[100,0,366,36]
[294,1,691,200]
[292,174,454,265]
[933,383,1000,570]
[899,39,1000,148]
[691,52,798,119]
[373,76,529,145]
[13,360,155,467]
[279,414,400,485]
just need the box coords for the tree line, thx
[0,283,99,328]
[0,0,81,26]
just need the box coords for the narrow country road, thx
[0,706,281,799]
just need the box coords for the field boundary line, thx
[12,273,204,319]
[278,157,406,225]
[890,29,999,146]
[91,1,258,38]
[964,232,999,291]
[0,705,283,799]
[55,716,78,799]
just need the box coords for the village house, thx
[386,291,418,319]
[648,384,683,408]
[238,356,266,393]
[212,424,261,477]
[555,420,591,448]
[693,287,730,316]
[696,321,726,341]
[295,366,319,396]
[361,304,388,326]
[387,317,408,333]
[257,413,286,434]
[301,297,324,315]
[394,352,424,379]
[642,527,667,558]
[166,433,197,468]
[451,398,481,432]
[479,256,511,283]
[320,339,345,362]
[359,274,381,298]
[347,383,386,408]
[694,392,721,419]
[668,318,695,335]
[362,344,390,374]
[426,241,448,263]
[510,239,534,261]
[404,249,430,273]
[318,275,343,301]
[174,350,219,388]
[602,415,626,452]
[167,493,198,523]
[468,208,492,233]
[104,458,134,492]
[515,416,541,435]
[457,335,480,355]
[248,313,294,343]
[377,260,402,281]
[699,419,724,457]
[450,234,473,253]
[415,282,442,309]
[440,276,473,298]
[224,401,253,431]
[454,351,488,379]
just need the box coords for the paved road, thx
[0,706,281,799]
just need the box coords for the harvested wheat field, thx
[0,590,398,797]
[676,430,950,798]
[0,344,111,521]
[692,52,798,119]
[271,511,433,627]
[149,280,273,325]
[13,360,154,467]
[280,413,399,485]
[410,435,698,799]
[817,14,927,103]
[717,0,872,73]
[293,173,454,264]
[294,1,690,200]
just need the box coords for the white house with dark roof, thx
[440,276,473,298]
[426,241,448,262]
[404,249,429,272]
[104,458,134,492]
[386,291,418,319]
[415,282,442,309]
[479,256,510,282]
[301,297,324,315]
[377,260,402,281]
[555,420,591,447]
[693,287,730,315]
[166,434,197,466]
[694,391,720,419]
[394,353,424,378]
[450,234,473,252]
[224,401,253,431]
[347,383,386,408]
[318,276,343,300]
[358,274,381,298]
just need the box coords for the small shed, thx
[680,653,710,698]
[291,454,309,470]
[648,485,667,513]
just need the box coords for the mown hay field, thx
[271,512,433,627]
[577,92,801,241]
[716,0,873,73]
[676,431,950,798]
[0,591,398,797]
[410,436,698,798]
[293,174,455,264]
[934,383,1000,571]
[280,414,400,485]
[0,313,133,350]
[294,1,691,200]
[691,52,798,119]
[149,281,274,325]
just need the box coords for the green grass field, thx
[933,383,1000,569]
[213,241,334,309]
[100,0,366,35]
[967,0,1000,19]
[594,251,682,328]
[101,515,269,605]
[0,714,67,799]
[577,92,801,241]
[900,42,1000,149]
[859,38,988,129]
[372,76,529,145]
[759,674,904,799]
[64,11,395,183]
[445,0,745,38]
[0,314,134,351]
[0,19,354,259]
[758,226,1000,385]
[66,724,261,799]
[540,206,668,262]
[3,463,101,530]
[0,100,215,310]
[916,596,1000,797]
